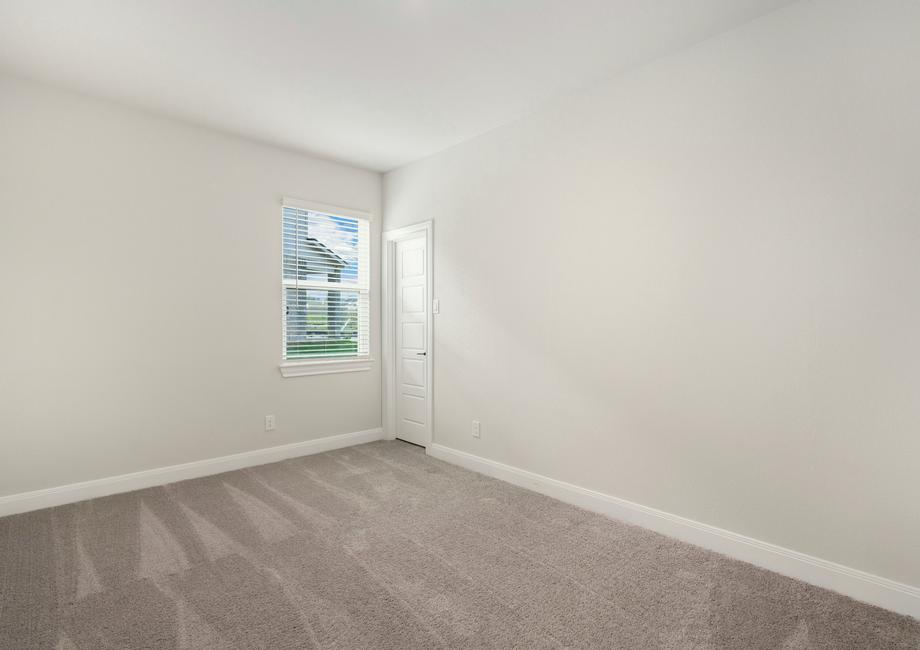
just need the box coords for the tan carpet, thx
[1,440,917,649]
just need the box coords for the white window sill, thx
[279,357,374,378]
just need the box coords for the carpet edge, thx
[0,427,385,516]
[427,442,920,621]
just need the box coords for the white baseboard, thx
[427,443,920,620]
[0,428,384,517]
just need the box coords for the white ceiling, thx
[0,0,795,171]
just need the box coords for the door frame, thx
[382,220,433,447]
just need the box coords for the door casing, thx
[382,220,433,446]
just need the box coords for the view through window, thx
[282,204,369,359]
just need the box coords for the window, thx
[281,200,370,368]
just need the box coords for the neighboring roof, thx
[302,237,347,269]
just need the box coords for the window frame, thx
[278,196,373,378]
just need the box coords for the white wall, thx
[384,0,920,588]
[0,75,381,496]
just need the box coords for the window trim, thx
[279,357,374,378]
[279,196,373,377]
[281,196,373,222]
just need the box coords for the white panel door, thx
[395,235,429,446]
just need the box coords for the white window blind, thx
[282,203,370,360]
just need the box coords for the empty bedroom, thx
[1,1,918,648]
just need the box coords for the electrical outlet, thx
[265,414,276,431]
[472,420,481,438]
